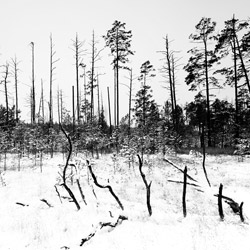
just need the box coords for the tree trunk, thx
[75,34,80,124]
[72,86,75,134]
[90,32,95,124]
[107,87,112,135]
[183,166,187,217]
[31,42,35,124]
[204,40,212,147]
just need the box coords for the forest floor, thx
[0,151,249,250]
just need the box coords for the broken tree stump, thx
[218,183,224,220]
[183,166,187,217]
[87,160,124,210]
[137,154,152,216]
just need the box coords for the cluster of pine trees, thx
[1,16,250,157]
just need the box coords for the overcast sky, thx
[1,0,250,122]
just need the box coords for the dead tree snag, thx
[218,183,224,220]
[60,124,81,210]
[183,166,187,217]
[87,160,124,210]
[137,154,152,216]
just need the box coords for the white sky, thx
[1,0,250,122]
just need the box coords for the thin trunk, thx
[183,166,187,217]
[60,90,63,124]
[171,55,177,129]
[107,87,112,135]
[41,80,45,123]
[57,87,61,124]
[128,69,132,136]
[165,36,175,128]
[90,32,95,124]
[204,40,212,147]
[232,16,250,94]
[75,34,80,124]
[232,21,239,138]
[3,64,9,124]
[83,65,87,122]
[72,86,75,133]
[31,42,35,124]
[13,57,19,122]
[114,68,117,127]
[97,74,100,122]
[49,35,53,126]
[116,29,119,126]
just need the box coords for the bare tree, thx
[72,33,84,124]
[30,42,35,124]
[38,79,45,123]
[49,34,59,126]
[158,35,180,130]
[1,62,10,124]
[57,86,61,124]
[11,56,20,122]
[89,31,103,124]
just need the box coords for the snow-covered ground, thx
[0,152,249,250]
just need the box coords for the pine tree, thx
[184,17,218,147]
[103,20,134,126]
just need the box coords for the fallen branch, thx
[163,158,197,182]
[69,163,87,205]
[87,160,124,210]
[167,179,201,188]
[80,215,128,246]
[137,154,152,216]
[76,179,87,205]
[40,199,53,208]
[16,202,29,207]
[54,185,62,203]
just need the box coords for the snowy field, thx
[0,152,249,250]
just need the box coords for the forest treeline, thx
[1,17,250,156]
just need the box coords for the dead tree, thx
[218,183,224,220]
[183,166,187,217]
[30,42,36,124]
[214,192,245,222]
[1,62,10,124]
[87,160,124,210]
[107,87,112,134]
[38,79,45,123]
[80,215,128,246]
[49,34,59,126]
[89,31,103,124]
[60,125,80,210]
[11,56,20,122]
[137,154,152,216]
[72,33,85,124]
[69,163,87,205]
